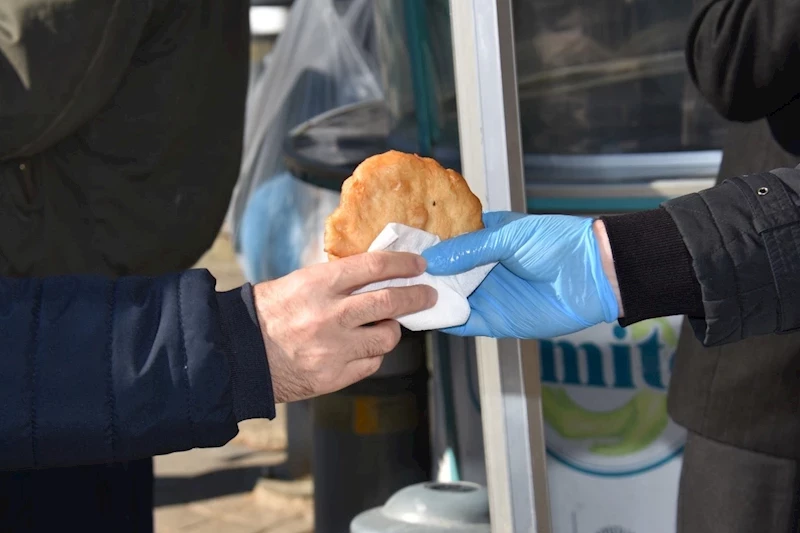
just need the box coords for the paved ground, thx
[153,444,313,533]
[154,232,314,533]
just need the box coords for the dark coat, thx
[0,1,255,531]
[668,0,800,459]
[0,272,273,471]
[0,272,274,528]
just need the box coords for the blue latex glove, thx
[421,212,619,339]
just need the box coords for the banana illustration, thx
[590,390,668,456]
[542,386,635,439]
[542,386,669,456]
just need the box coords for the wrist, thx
[592,219,624,318]
[252,282,297,405]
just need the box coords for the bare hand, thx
[253,252,437,403]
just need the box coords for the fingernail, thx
[428,286,439,307]
[417,255,427,273]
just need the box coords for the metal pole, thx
[447,1,552,532]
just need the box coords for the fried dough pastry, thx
[324,150,484,260]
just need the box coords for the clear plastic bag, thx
[230,0,382,281]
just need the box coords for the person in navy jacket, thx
[0,252,435,471]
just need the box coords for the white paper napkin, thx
[352,223,496,331]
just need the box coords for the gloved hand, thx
[421,212,620,339]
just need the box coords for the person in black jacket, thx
[424,166,800,348]
[668,1,800,531]
[433,2,800,530]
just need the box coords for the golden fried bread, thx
[324,150,484,260]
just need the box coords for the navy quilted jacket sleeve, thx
[0,269,274,470]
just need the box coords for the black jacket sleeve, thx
[0,269,274,471]
[686,0,800,121]
[601,167,800,347]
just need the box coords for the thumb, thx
[422,224,512,276]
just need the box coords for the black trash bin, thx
[284,101,433,533]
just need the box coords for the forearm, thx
[597,210,704,325]
[0,270,274,470]
[597,167,800,346]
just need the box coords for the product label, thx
[541,317,685,533]
[442,318,686,532]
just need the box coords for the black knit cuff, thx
[600,208,704,326]
[216,284,276,422]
